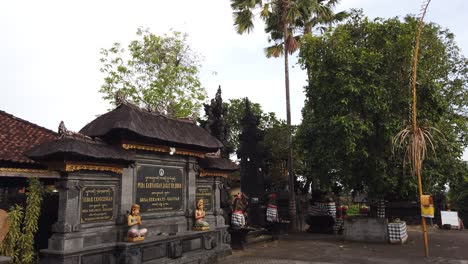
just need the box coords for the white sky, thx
[0,0,467,160]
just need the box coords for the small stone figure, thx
[127,204,147,242]
[193,199,210,231]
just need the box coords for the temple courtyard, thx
[222,227,468,264]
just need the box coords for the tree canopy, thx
[297,11,468,200]
[99,28,206,118]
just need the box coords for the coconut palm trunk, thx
[283,17,297,231]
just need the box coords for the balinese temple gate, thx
[26,100,236,264]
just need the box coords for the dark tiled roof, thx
[198,157,239,172]
[27,134,135,165]
[0,110,58,168]
[80,103,223,152]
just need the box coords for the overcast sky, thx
[0,0,467,159]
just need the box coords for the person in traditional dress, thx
[231,193,247,228]
[127,204,147,238]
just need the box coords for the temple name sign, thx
[136,165,184,213]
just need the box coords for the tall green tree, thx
[449,161,468,225]
[231,0,345,229]
[99,28,206,118]
[297,11,468,200]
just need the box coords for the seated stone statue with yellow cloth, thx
[193,199,210,231]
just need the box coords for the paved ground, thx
[222,226,468,264]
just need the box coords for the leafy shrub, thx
[0,178,43,263]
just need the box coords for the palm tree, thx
[231,0,345,231]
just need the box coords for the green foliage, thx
[297,11,468,200]
[231,0,346,57]
[0,178,44,264]
[226,97,299,188]
[448,162,468,225]
[225,98,281,152]
[99,28,206,119]
[346,204,360,216]
[0,205,23,262]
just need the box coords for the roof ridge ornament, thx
[58,121,72,138]
[58,121,95,141]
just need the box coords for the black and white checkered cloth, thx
[387,221,408,244]
[308,203,336,219]
[333,218,344,234]
[377,200,386,218]
[231,212,245,227]
[266,205,279,222]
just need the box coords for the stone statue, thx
[193,199,210,231]
[127,204,147,242]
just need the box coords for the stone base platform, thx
[40,228,231,264]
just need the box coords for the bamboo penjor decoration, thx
[393,0,433,258]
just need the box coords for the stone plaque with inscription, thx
[81,186,114,223]
[136,165,184,213]
[195,186,213,212]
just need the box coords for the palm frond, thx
[233,9,255,34]
[265,44,284,58]
[393,125,442,176]
[261,3,270,18]
[286,33,299,54]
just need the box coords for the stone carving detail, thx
[72,224,81,232]
[168,241,183,259]
[119,247,141,264]
[52,221,73,233]
[203,234,217,250]
[58,121,73,138]
[192,164,200,175]
[185,208,193,218]
[222,230,231,244]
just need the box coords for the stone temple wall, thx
[40,153,231,264]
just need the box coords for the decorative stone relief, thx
[52,221,73,233]
[222,230,231,244]
[168,241,183,259]
[203,234,217,250]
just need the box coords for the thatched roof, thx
[27,135,134,165]
[79,103,222,152]
[198,157,239,172]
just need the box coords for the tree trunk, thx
[283,17,297,231]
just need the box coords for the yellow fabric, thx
[421,205,434,218]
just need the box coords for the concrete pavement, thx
[221,227,468,264]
